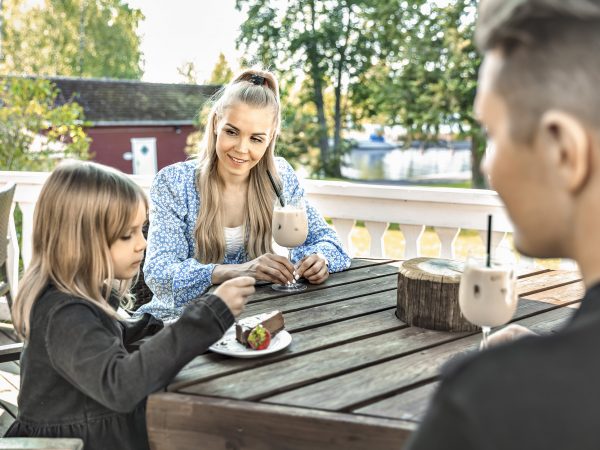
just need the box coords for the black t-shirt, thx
[405,283,600,450]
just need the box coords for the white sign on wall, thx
[130,137,158,176]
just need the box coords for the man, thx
[405,1,600,449]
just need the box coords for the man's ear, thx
[539,110,590,193]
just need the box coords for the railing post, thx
[331,219,355,257]
[19,202,36,269]
[478,230,507,260]
[435,226,460,259]
[400,224,425,259]
[7,208,19,297]
[364,221,389,258]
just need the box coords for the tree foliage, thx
[236,0,377,177]
[353,0,485,186]
[0,0,143,79]
[177,61,199,84]
[0,77,90,171]
[236,0,485,186]
[207,53,234,85]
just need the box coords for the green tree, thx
[207,53,233,85]
[0,77,90,171]
[236,0,376,177]
[0,0,143,79]
[352,0,485,187]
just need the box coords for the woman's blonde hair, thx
[12,160,147,340]
[194,68,282,263]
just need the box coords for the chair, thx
[0,184,16,312]
[0,184,24,436]
[130,221,153,310]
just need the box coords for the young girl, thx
[137,68,351,319]
[5,161,254,450]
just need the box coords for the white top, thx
[224,226,244,258]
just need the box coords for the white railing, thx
[304,179,513,260]
[0,170,575,299]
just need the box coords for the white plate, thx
[209,326,292,358]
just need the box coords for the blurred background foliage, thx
[0,0,483,185]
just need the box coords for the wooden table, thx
[146,258,584,450]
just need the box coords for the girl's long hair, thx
[194,68,282,263]
[12,160,147,340]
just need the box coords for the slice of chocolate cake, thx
[235,310,285,347]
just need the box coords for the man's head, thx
[475,0,600,259]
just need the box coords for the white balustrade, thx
[303,179,513,259]
[0,170,576,299]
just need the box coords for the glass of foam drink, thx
[458,257,518,349]
[271,196,308,292]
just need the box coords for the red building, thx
[51,77,220,175]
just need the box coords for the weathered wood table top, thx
[147,258,583,450]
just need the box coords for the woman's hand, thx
[214,276,255,318]
[296,253,329,285]
[244,253,295,285]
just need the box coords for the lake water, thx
[341,146,472,183]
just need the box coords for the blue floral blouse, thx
[136,157,351,319]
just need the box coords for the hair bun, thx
[248,74,266,86]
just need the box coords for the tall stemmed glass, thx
[271,195,308,292]
[458,215,518,349]
[458,256,517,349]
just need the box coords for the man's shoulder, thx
[443,321,600,397]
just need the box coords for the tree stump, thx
[397,257,478,332]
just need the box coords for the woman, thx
[138,68,350,319]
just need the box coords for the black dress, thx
[5,285,234,450]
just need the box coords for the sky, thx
[125,0,246,84]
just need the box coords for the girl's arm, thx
[46,294,234,413]
[118,313,164,348]
[277,159,351,273]
[142,164,216,312]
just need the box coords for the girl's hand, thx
[296,254,329,285]
[244,253,295,285]
[214,276,255,318]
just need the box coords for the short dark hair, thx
[475,0,600,142]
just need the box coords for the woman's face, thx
[214,102,275,181]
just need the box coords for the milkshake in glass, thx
[459,257,518,349]
[271,196,308,292]
[272,206,308,248]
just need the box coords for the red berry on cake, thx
[235,311,285,347]
[247,325,272,350]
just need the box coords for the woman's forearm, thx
[211,263,248,284]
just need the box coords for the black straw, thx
[486,214,492,268]
[267,169,285,207]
